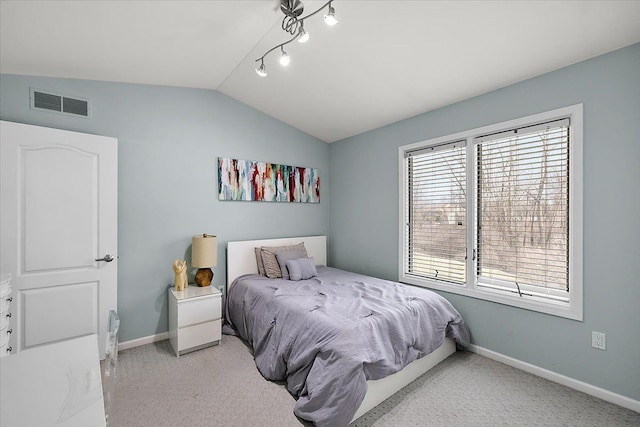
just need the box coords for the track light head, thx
[279,48,290,66]
[255,61,267,77]
[298,23,309,43]
[324,5,338,26]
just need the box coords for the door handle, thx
[95,254,114,263]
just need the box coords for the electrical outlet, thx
[592,331,606,350]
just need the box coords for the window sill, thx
[400,274,583,321]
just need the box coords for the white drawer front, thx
[178,295,221,327]
[179,319,222,352]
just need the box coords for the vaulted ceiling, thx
[1,1,639,142]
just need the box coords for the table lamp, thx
[192,234,217,287]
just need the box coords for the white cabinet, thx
[168,285,221,357]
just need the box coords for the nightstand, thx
[168,285,222,357]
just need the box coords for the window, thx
[405,140,467,285]
[399,105,583,320]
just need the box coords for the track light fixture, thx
[254,0,338,77]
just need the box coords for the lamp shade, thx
[191,234,217,268]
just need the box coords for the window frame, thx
[399,104,583,320]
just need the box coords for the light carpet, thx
[108,335,639,426]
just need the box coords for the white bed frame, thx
[226,235,456,423]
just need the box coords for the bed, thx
[225,235,470,426]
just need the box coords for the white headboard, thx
[227,235,326,288]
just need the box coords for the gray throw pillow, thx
[275,250,306,280]
[261,242,308,279]
[286,257,318,281]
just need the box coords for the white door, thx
[0,120,117,358]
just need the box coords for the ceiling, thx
[1,1,639,143]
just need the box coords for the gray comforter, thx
[224,267,470,427]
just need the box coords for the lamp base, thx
[195,268,213,287]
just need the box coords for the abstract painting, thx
[218,157,320,203]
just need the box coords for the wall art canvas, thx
[218,157,320,203]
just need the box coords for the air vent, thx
[62,96,89,116]
[33,91,62,112]
[30,88,90,118]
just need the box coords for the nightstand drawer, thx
[177,294,221,327]
[178,319,222,352]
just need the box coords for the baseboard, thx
[468,344,640,413]
[118,332,169,351]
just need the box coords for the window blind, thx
[405,140,466,284]
[475,118,570,297]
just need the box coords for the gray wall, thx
[0,75,330,343]
[328,43,640,401]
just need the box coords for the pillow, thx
[285,257,318,281]
[254,247,266,276]
[275,250,306,280]
[261,242,308,279]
